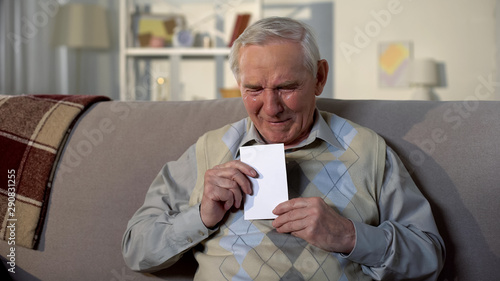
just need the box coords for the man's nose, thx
[262,89,284,116]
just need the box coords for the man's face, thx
[237,42,326,148]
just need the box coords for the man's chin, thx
[261,134,291,145]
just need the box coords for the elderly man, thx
[122,17,445,280]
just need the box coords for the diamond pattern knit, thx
[189,112,385,281]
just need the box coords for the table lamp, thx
[409,58,439,100]
[53,3,110,94]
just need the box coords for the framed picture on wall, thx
[378,41,413,87]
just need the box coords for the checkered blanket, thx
[0,94,110,249]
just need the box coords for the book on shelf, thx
[228,13,251,47]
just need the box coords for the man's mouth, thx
[266,118,290,125]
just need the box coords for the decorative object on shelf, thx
[137,33,152,47]
[220,88,241,98]
[228,13,251,47]
[135,14,185,47]
[173,28,194,47]
[409,58,439,100]
[193,32,212,48]
[378,41,412,87]
[53,3,110,94]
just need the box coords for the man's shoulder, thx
[319,110,385,144]
[200,118,247,137]
[197,118,249,147]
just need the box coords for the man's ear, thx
[315,59,329,96]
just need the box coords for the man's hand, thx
[201,160,257,228]
[272,197,356,254]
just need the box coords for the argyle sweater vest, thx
[189,111,386,281]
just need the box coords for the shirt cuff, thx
[169,203,217,246]
[341,220,389,267]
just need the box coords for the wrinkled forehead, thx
[238,42,309,81]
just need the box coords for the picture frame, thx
[378,41,413,87]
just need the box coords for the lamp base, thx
[412,87,439,101]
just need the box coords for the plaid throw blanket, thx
[0,94,110,249]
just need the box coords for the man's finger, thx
[211,162,256,195]
[274,216,309,234]
[273,198,309,215]
[231,171,254,195]
[216,160,257,178]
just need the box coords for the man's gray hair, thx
[229,17,321,79]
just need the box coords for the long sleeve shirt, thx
[122,110,445,280]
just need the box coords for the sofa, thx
[1,97,499,280]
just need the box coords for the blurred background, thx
[1,0,499,101]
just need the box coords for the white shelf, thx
[125,47,231,57]
[119,0,262,101]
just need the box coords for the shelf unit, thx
[125,47,231,56]
[119,0,262,101]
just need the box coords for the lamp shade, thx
[409,59,438,86]
[53,4,110,49]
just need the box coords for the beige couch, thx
[1,97,499,280]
